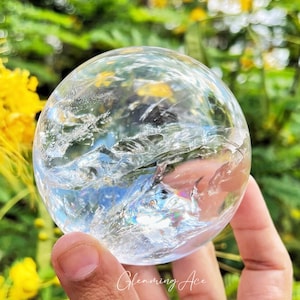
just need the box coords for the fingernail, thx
[58,243,100,281]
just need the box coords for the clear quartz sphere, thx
[33,46,251,265]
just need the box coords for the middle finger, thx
[123,264,169,300]
[172,242,226,299]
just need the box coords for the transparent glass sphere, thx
[33,46,251,265]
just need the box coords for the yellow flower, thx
[240,0,252,12]
[136,82,173,98]
[0,275,9,299]
[38,231,49,241]
[240,48,255,70]
[0,59,44,197]
[291,208,300,221]
[95,71,115,88]
[172,24,187,35]
[53,226,63,236]
[9,257,40,300]
[189,7,207,22]
[51,276,61,286]
[0,60,43,147]
[34,218,45,228]
[149,0,168,8]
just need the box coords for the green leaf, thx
[269,0,300,11]
[2,0,74,27]
[293,281,300,300]
[260,175,300,207]
[6,58,59,85]
[21,3,76,28]
[129,7,186,25]
[224,273,240,299]
[89,25,179,49]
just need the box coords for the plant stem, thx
[36,197,55,271]
[246,26,270,116]
[0,188,29,220]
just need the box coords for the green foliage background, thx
[1,0,300,299]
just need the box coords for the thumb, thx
[51,232,139,300]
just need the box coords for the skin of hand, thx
[51,176,293,300]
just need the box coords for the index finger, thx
[230,176,293,299]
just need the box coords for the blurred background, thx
[0,0,299,299]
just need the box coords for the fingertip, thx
[51,231,103,263]
[51,232,103,282]
[51,232,139,300]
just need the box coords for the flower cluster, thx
[8,258,40,300]
[0,59,44,196]
[0,257,60,300]
[0,258,40,300]
[0,60,43,149]
[0,61,64,299]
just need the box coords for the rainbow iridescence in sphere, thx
[33,47,251,265]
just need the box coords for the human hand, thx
[51,176,293,299]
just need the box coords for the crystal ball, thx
[33,46,251,265]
